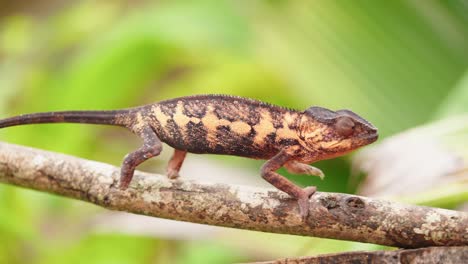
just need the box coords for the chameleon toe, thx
[297,186,317,220]
[166,169,180,179]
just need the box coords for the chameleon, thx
[0,95,378,218]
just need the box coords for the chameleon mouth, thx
[362,133,378,142]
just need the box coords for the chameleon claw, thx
[284,161,324,180]
[317,170,325,180]
[308,166,325,180]
[166,169,180,179]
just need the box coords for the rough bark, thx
[0,142,467,248]
[249,246,468,264]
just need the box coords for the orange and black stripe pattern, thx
[147,95,302,159]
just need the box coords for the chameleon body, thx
[0,95,378,219]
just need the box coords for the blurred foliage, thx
[354,114,468,209]
[0,0,467,263]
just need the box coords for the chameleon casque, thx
[0,95,378,218]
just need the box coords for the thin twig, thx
[0,142,467,248]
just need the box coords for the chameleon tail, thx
[0,109,134,128]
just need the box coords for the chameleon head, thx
[298,106,378,160]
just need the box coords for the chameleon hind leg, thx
[166,149,187,179]
[120,126,163,189]
[261,148,316,220]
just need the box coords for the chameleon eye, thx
[336,117,355,136]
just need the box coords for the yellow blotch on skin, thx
[132,112,146,132]
[202,107,230,132]
[304,126,325,142]
[276,126,297,140]
[253,111,276,145]
[173,101,201,127]
[153,105,170,127]
[283,112,296,124]
[202,106,231,147]
[230,121,251,135]
[276,112,299,141]
[320,139,351,150]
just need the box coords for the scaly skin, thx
[0,95,378,219]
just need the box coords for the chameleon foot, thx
[166,169,180,179]
[297,186,317,220]
[166,149,187,180]
[261,149,320,221]
[284,161,325,180]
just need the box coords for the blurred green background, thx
[1,0,467,263]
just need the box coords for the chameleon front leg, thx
[120,126,163,189]
[284,161,325,180]
[261,149,317,220]
[166,149,187,179]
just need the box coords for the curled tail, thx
[0,109,135,129]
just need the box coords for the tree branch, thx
[0,142,467,248]
[248,246,468,264]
